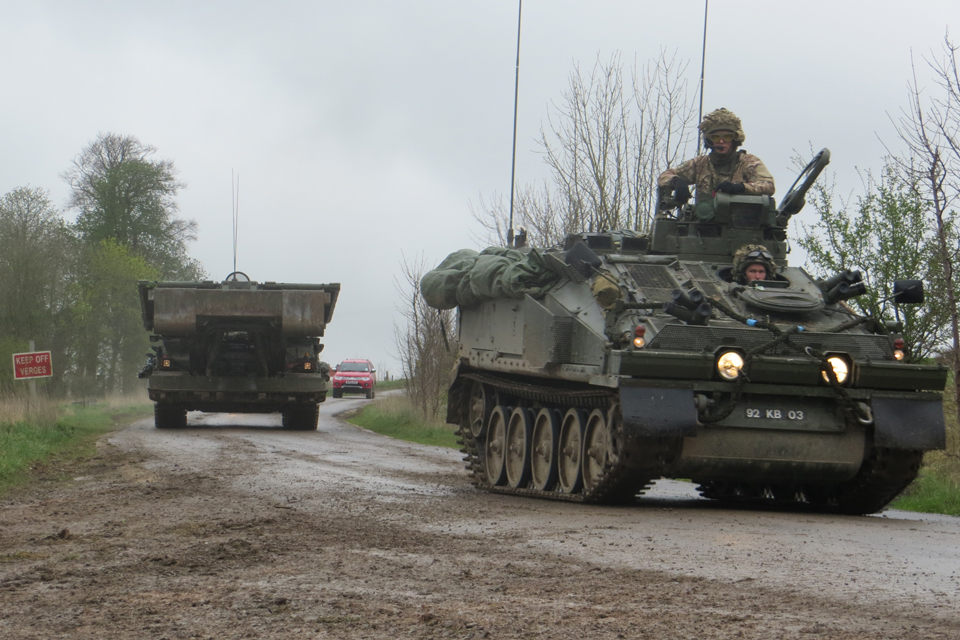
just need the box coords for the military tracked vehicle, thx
[137,272,339,430]
[426,149,947,514]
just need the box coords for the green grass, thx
[376,378,408,392]
[891,465,960,515]
[348,393,459,449]
[0,399,152,495]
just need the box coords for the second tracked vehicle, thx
[424,149,947,514]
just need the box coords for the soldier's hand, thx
[716,182,746,195]
[669,177,691,203]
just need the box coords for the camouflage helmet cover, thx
[732,244,776,280]
[699,107,746,145]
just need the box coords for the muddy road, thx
[2,398,959,639]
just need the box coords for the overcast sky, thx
[2,1,958,375]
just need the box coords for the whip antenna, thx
[232,170,240,274]
[507,0,523,247]
[697,0,709,152]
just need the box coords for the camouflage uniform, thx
[658,108,775,199]
[658,152,775,197]
[731,244,777,283]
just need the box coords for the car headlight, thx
[823,356,849,384]
[716,351,744,380]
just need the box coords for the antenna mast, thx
[698,0,709,152]
[232,170,240,273]
[507,0,523,247]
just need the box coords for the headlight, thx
[823,356,849,384]
[716,351,744,380]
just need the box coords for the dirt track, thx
[2,397,959,639]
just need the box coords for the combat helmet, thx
[732,244,776,283]
[699,108,746,148]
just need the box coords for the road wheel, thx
[154,403,187,429]
[484,406,510,486]
[467,380,494,439]
[365,388,373,399]
[283,404,319,430]
[581,409,617,491]
[530,408,561,491]
[332,389,342,399]
[558,408,585,494]
[505,407,533,489]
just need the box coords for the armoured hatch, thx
[738,286,825,313]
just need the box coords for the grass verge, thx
[376,378,408,392]
[0,395,153,495]
[890,462,960,515]
[348,392,458,449]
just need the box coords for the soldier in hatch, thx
[731,244,777,284]
[659,108,775,204]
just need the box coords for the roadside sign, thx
[13,351,53,380]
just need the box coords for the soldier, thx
[732,244,776,284]
[659,108,775,204]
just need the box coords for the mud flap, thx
[872,396,946,450]
[620,386,698,437]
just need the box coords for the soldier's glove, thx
[716,181,746,195]
[668,177,691,203]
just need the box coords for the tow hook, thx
[694,394,716,411]
[856,402,874,425]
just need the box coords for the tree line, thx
[0,133,203,397]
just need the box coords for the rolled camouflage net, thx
[420,247,563,310]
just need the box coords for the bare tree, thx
[473,49,697,247]
[470,184,568,248]
[394,253,458,421]
[889,34,960,442]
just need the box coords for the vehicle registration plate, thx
[745,408,805,421]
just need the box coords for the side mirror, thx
[893,280,924,305]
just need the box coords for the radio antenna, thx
[697,0,709,153]
[507,0,523,247]
[231,170,240,274]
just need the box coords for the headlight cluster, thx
[716,351,744,380]
[822,355,850,384]
[714,350,853,386]
[893,338,906,361]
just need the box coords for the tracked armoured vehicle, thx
[137,272,339,430]
[426,150,947,514]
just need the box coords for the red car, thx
[331,359,377,399]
